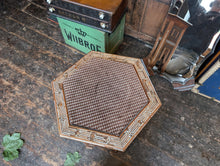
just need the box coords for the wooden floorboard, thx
[0,0,220,166]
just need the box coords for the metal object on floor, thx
[52,51,161,151]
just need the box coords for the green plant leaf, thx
[2,133,24,161]
[3,149,19,161]
[64,152,81,166]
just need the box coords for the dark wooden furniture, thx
[47,0,127,32]
[195,32,220,73]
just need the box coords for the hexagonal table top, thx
[52,51,161,151]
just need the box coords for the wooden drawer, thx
[46,0,127,32]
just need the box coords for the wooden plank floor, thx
[0,1,220,166]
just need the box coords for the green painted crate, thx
[57,15,125,54]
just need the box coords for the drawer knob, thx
[49,7,55,13]
[99,12,105,19]
[47,0,52,4]
[100,22,106,29]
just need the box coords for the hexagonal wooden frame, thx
[52,51,161,151]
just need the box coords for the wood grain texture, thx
[125,0,171,44]
[143,13,191,73]
[64,0,124,12]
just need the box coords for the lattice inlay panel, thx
[52,51,161,151]
[63,57,148,136]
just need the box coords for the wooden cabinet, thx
[125,0,172,44]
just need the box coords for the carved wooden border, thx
[52,51,161,151]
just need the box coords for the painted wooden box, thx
[52,51,161,151]
[192,59,220,103]
[192,51,220,103]
[56,14,125,54]
[192,37,220,103]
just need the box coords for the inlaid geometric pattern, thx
[63,57,148,136]
[52,51,161,151]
